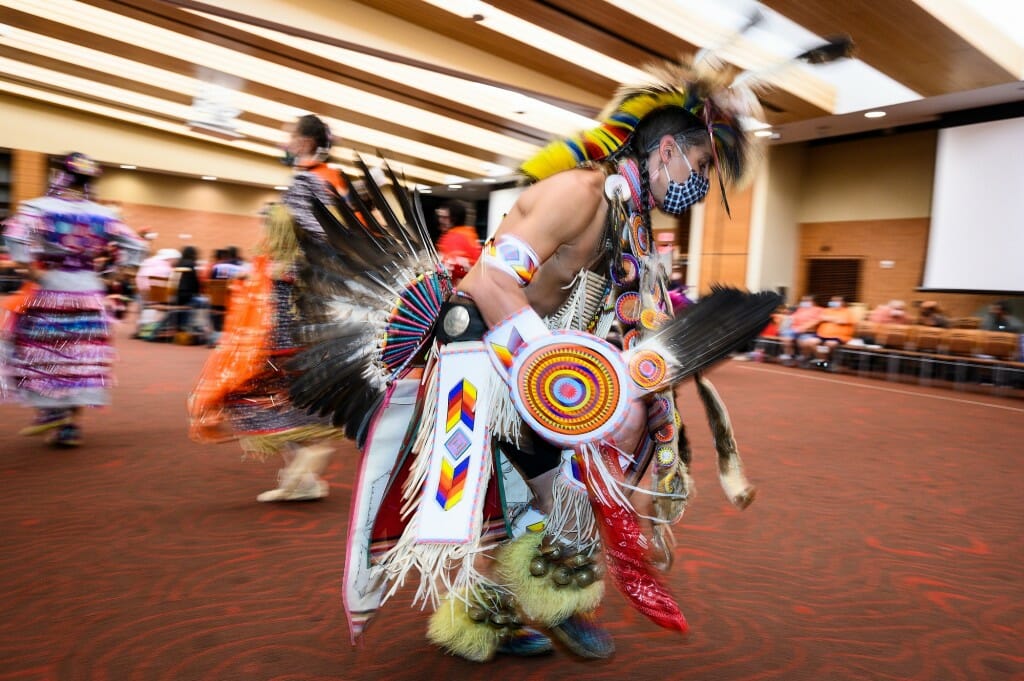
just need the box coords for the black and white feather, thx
[634,286,781,383]
[288,158,450,443]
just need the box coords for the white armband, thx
[480,235,540,287]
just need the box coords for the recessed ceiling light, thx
[119,164,137,170]
[864,111,887,119]
[420,188,432,193]
[448,184,463,189]
[273,185,288,191]
[482,178,497,183]
[754,130,773,138]
[201,175,217,181]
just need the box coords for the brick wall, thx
[109,201,264,260]
[797,218,1022,318]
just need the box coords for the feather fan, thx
[288,159,450,438]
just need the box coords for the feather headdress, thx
[519,58,764,193]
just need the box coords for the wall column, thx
[11,149,49,207]
[696,184,754,294]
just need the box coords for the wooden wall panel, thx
[11,149,48,208]
[697,185,753,294]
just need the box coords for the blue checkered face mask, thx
[660,145,710,214]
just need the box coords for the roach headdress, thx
[519,58,765,202]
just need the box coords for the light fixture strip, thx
[11,0,542,159]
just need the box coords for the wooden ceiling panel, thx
[3,0,1018,187]
[81,0,553,146]
[483,1,843,124]
[2,6,520,174]
[763,0,1018,96]
[351,0,619,98]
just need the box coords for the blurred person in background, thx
[435,199,481,284]
[135,247,179,294]
[189,113,348,502]
[916,301,949,328]
[981,300,1023,333]
[171,245,204,337]
[798,295,855,370]
[780,294,822,365]
[1,152,145,447]
[868,299,907,325]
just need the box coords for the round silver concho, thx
[442,305,471,338]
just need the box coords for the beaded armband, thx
[481,235,540,287]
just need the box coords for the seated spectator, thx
[916,301,950,328]
[204,249,241,336]
[103,265,136,321]
[135,248,180,294]
[780,294,823,365]
[210,248,244,280]
[225,245,250,277]
[760,304,788,338]
[981,301,1023,333]
[868,299,907,325]
[797,295,856,369]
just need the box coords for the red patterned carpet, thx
[1,320,1022,681]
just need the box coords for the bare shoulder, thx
[530,167,605,197]
[512,169,605,238]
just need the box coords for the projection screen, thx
[922,117,1024,293]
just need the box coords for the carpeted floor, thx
[1,319,1022,681]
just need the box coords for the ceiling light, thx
[754,130,774,138]
[119,164,137,169]
[448,184,463,189]
[864,111,887,119]
[201,175,217,181]
[482,178,497,183]
[420,188,432,193]
[273,185,288,191]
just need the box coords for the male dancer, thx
[293,60,778,663]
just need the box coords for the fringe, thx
[13,342,116,365]
[544,463,599,553]
[236,424,343,460]
[380,455,496,610]
[380,355,496,609]
[26,289,106,311]
[485,376,520,445]
[401,355,439,519]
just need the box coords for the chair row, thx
[754,325,1023,395]
[854,322,1020,361]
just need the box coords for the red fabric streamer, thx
[580,445,688,633]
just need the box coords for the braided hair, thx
[609,106,709,235]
